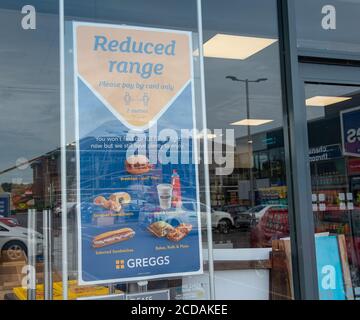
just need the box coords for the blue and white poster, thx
[73,22,202,285]
[341,106,360,157]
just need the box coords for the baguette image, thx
[92,228,135,248]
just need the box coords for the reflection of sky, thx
[0,9,59,183]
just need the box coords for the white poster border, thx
[72,21,203,286]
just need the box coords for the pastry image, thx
[167,228,187,242]
[147,221,174,238]
[166,223,193,242]
[93,193,130,213]
[93,196,106,206]
[92,228,135,248]
[102,200,112,210]
[125,155,152,175]
[176,223,193,235]
[108,200,122,213]
[109,192,131,204]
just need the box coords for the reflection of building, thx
[31,146,77,209]
[0,146,79,212]
[208,129,287,208]
[31,150,60,209]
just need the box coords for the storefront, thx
[0,0,360,300]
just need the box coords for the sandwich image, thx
[92,228,135,248]
[147,221,174,238]
[125,155,152,175]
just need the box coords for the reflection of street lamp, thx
[226,76,268,208]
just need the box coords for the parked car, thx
[216,205,250,229]
[0,221,43,261]
[237,204,288,229]
[0,215,20,227]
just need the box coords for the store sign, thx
[73,22,202,285]
[0,194,10,217]
[315,236,346,300]
[341,106,360,157]
[309,144,342,162]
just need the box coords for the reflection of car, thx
[216,205,249,229]
[250,206,289,248]
[241,204,288,226]
[252,205,288,220]
[0,221,43,261]
[0,215,20,227]
[161,202,235,234]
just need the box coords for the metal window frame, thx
[277,0,319,300]
[59,0,69,301]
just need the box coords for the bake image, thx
[125,155,152,175]
[109,192,131,204]
[147,221,193,242]
[175,223,193,235]
[167,223,193,242]
[147,221,174,238]
[92,227,135,248]
[93,192,131,213]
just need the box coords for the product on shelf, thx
[257,186,288,205]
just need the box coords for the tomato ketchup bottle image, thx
[171,169,182,208]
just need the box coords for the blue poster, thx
[341,106,360,157]
[73,22,202,285]
[315,236,346,300]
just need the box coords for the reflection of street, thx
[208,228,252,249]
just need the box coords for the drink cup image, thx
[157,184,173,210]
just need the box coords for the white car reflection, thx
[0,221,43,261]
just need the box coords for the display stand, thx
[270,239,293,300]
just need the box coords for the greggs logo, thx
[116,256,170,270]
[116,260,125,270]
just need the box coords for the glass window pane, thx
[0,0,59,300]
[305,82,360,299]
[202,0,293,300]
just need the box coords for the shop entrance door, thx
[300,62,360,300]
